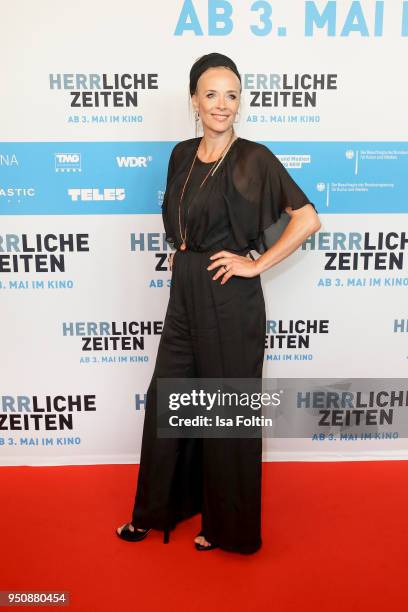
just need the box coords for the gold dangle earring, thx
[194,109,200,138]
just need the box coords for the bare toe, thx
[118,522,145,535]
[194,535,211,546]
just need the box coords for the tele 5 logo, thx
[67,188,126,201]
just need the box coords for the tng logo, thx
[55,153,82,172]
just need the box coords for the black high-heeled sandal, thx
[194,530,218,551]
[116,523,151,542]
[116,523,171,544]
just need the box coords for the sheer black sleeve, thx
[230,142,318,254]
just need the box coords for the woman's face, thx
[191,66,241,135]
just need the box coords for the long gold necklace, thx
[178,129,236,251]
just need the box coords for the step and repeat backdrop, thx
[1,0,408,465]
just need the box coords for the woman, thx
[116,53,321,554]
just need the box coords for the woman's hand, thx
[207,251,259,285]
[168,251,175,271]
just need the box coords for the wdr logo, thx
[55,153,82,173]
[116,156,152,168]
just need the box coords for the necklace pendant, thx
[180,242,187,251]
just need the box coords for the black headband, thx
[189,53,241,95]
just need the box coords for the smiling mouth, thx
[212,114,229,120]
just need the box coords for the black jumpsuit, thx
[131,137,316,554]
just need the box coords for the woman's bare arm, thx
[254,203,321,275]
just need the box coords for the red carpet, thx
[1,461,406,612]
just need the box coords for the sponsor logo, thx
[277,154,311,169]
[0,187,35,202]
[67,188,125,201]
[116,155,152,168]
[55,153,82,172]
[0,154,19,167]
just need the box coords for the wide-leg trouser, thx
[131,247,266,554]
